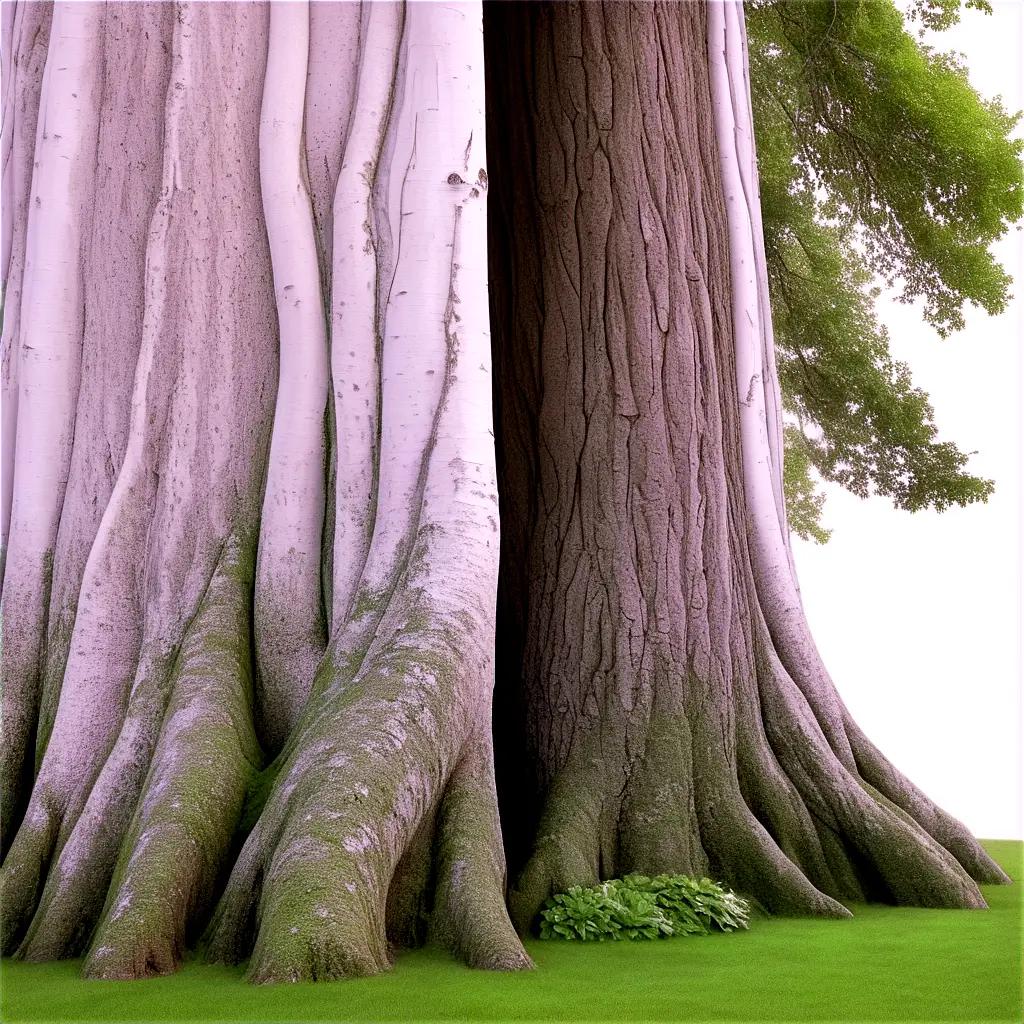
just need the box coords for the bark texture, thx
[1,0,527,982]
[484,0,1007,930]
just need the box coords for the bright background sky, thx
[791,1,1023,840]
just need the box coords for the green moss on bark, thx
[83,531,262,979]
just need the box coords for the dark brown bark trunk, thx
[485,0,1005,931]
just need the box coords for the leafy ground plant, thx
[539,875,751,941]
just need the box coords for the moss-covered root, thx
[213,635,461,983]
[431,734,532,971]
[15,532,260,968]
[690,750,852,921]
[842,713,1011,886]
[0,802,60,954]
[82,538,262,979]
[755,653,988,910]
[506,767,606,935]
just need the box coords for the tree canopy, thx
[747,0,1023,539]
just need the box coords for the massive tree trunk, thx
[484,0,1007,928]
[1,0,527,983]
[0,0,1005,987]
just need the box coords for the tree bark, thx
[0,0,1005,987]
[484,0,1007,930]
[1,0,527,982]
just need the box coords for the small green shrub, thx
[539,874,750,941]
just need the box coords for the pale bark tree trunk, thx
[0,0,527,983]
[0,0,1004,988]
[484,0,1007,929]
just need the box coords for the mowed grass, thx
[2,840,1020,1024]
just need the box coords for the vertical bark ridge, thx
[707,0,853,765]
[0,0,101,848]
[1,0,51,585]
[304,0,362,278]
[328,1,404,634]
[254,0,329,754]
[35,0,175,785]
[303,2,364,627]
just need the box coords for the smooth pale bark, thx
[254,0,329,752]
[2,0,526,983]
[328,2,403,633]
[0,1,99,845]
[0,0,50,590]
[2,1,279,964]
[708,2,1005,887]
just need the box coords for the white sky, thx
[791,1,1023,840]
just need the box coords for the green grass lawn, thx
[2,840,1020,1024]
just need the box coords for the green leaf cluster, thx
[539,875,751,942]
[746,0,1021,539]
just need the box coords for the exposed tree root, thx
[842,715,1011,886]
[208,571,529,981]
[432,735,534,971]
[82,533,262,980]
[506,644,993,932]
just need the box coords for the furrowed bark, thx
[486,0,1001,933]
